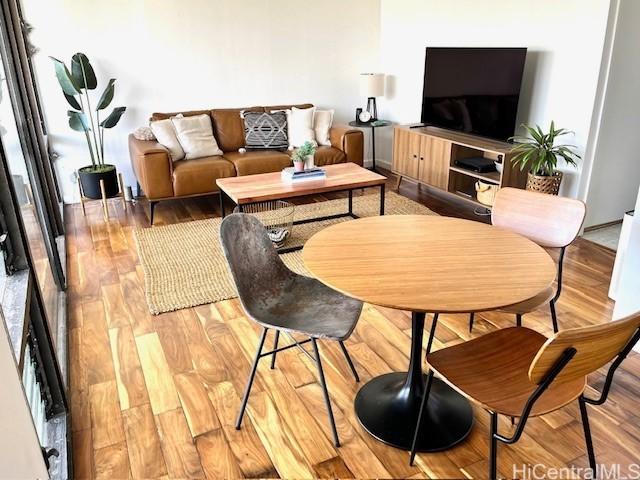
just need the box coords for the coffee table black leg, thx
[354,311,473,451]
[348,189,353,216]
[219,191,225,218]
[380,184,385,215]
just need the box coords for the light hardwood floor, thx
[66,175,640,479]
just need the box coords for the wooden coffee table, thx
[216,163,387,251]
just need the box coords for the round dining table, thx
[302,215,556,452]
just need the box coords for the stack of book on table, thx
[281,167,326,183]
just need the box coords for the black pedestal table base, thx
[354,311,474,451]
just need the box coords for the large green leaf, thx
[64,93,81,110]
[96,79,115,110]
[50,56,79,95]
[510,121,581,174]
[99,106,126,128]
[71,53,97,90]
[68,110,90,132]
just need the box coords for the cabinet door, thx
[392,129,420,179]
[418,136,451,190]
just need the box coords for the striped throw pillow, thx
[242,111,288,150]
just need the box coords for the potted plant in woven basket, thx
[50,53,126,199]
[509,121,580,195]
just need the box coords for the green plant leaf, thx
[64,93,81,110]
[99,106,126,128]
[50,56,79,95]
[96,79,115,110]
[71,52,97,90]
[510,121,580,173]
[68,110,90,132]
[523,124,543,144]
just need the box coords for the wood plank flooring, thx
[66,172,640,479]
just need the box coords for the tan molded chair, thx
[470,187,587,334]
[411,312,640,479]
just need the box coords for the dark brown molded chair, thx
[410,312,640,479]
[219,213,363,447]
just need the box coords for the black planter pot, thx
[79,165,119,200]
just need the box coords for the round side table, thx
[303,215,556,452]
[348,120,392,171]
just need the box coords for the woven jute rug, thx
[134,190,436,314]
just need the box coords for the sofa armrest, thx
[128,134,174,200]
[330,125,363,166]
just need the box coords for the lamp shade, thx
[359,73,385,97]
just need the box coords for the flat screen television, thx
[421,47,527,142]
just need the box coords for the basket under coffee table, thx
[216,163,386,253]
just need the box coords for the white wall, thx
[23,0,380,203]
[377,0,612,198]
[582,0,640,227]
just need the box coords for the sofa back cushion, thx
[150,109,210,121]
[151,104,314,153]
[210,107,262,152]
[264,103,314,112]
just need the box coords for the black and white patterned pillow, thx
[242,111,288,150]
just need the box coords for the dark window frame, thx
[0,0,65,289]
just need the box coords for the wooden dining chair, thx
[410,312,640,479]
[469,187,586,334]
[219,213,363,447]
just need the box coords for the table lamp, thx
[359,73,385,121]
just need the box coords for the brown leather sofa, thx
[128,103,364,224]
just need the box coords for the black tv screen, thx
[421,47,527,141]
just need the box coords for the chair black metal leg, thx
[469,312,475,332]
[236,328,268,430]
[550,301,559,333]
[270,331,279,369]
[516,313,522,327]
[338,341,359,382]
[409,370,434,465]
[489,411,499,480]
[311,338,340,447]
[579,396,597,474]
[425,313,439,357]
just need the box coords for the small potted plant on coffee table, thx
[50,53,126,200]
[292,141,316,172]
[509,121,581,195]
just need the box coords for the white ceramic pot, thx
[304,154,315,170]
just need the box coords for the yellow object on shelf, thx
[475,181,499,206]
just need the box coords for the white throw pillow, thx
[314,109,334,147]
[150,118,185,161]
[171,114,223,159]
[285,106,317,148]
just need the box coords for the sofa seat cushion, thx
[313,146,347,166]
[223,150,292,176]
[172,156,235,197]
